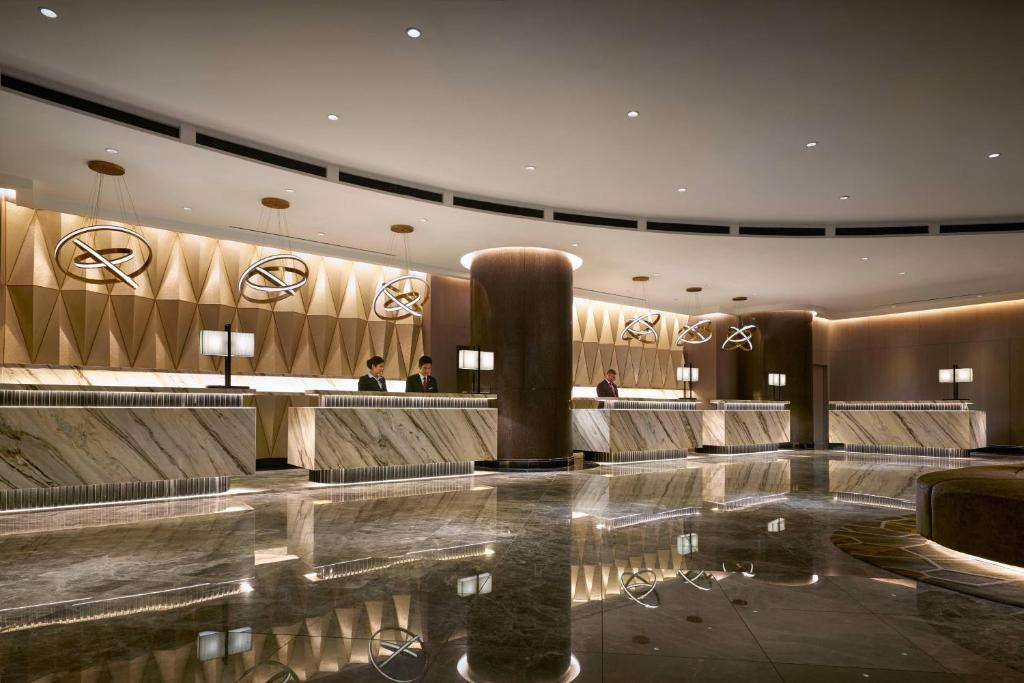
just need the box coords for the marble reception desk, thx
[288,392,498,484]
[0,386,256,511]
[701,400,791,454]
[571,398,701,463]
[829,401,986,457]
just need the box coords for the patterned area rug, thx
[832,514,1024,607]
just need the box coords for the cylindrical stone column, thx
[468,247,576,466]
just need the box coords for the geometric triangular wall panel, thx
[0,204,424,378]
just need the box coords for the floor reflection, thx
[0,451,1022,681]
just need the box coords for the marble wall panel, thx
[829,410,986,449]
[287,407,497,470]
[0,407,256,490]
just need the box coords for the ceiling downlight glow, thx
[105,148,119,155]
[39,7,58,18]
[626,110,639,118]
[805,141,818,148]
[987,152,1001,159]
[327,114,339,121]
[839,195,851,200]
[406,27,422,38]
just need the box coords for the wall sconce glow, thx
[200,330,255,358]
[458,349,494,371]
[768,373,787,387]
[676,366,699,383]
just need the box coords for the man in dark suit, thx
[357,355,388,391]
[596,368,620,398]
[405,355,439,393]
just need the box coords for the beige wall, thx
[824,300,1024,445]
[0,203,424,378]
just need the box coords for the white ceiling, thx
[1,0,1023,317]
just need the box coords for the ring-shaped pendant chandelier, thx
[722,324,757,351]
[372,224,430,320]
[238,197,308,300]
[620,275,661,344]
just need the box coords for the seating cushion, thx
[927,478,1024,567]
[916,465,1024,538]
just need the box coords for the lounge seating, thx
[916,465,1024,567]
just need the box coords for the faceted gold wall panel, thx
[571,298,687,389]
[0,204,424,377]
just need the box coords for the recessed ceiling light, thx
[317,232,325,237]
[839,195,851,200]
[327,113,339,121]
[676,187,687,193]
[39,7,58,18]
[524,165,536,171]
[406,27,422,38]
[419,218,428,223]
[571,242,579,247]
[860,256,869,261]
[284,188,295,193]
[182,206,192,212]
[987,152,1001,159]
[805,141,818,148]
[898,272,906,275]
[105,148,119,155]
[626,110,639,118]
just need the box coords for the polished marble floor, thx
[1,451,1023,682]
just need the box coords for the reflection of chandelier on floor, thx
[238,197,309,300]
[620,275,661,344]
[675,286,712,345]
[53,160,152,289]
[372,224,430,319]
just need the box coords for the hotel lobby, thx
[1,1,1024,681]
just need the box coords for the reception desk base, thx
[829,403,986,458]
[0,476,229,512]
[289,404,497,486]
[309,461,475,485]
[572,407,699,464]
[700,402,791,455]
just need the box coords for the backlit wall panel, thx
[0,204,424,378]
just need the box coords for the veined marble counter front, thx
[829,408,986,453]
[0,407,256,509]
[572,409,701,461]
[288,407,497,481]
[701,410,791,450]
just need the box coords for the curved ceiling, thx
[1,0,1023,319]
[0,0,1021,225]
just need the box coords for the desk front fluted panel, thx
[828,401,986,457]
[0,399,256,510]
[289,393,497,484]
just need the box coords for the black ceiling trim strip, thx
[835,225,929,236]
[339,171,443,202]
[196,133,326,177]
[553,212,637,229]
[739,226,826,237]
[1,73,180,138]
[647,221,730,235]
[939,223,1024,234]
[453,196,544,218]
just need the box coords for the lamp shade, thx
[200,330,255,358]
[768,372,787,387]
[459,349,495,371]
[676,366,699,382]
[938,368,954,384]
[479,351,495,371]
[955,367,974,383]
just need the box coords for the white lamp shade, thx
[200,330,255,358]
[459,349,495,371]
[938,368,954,383]
[955,367,974,383]
[676,366,699,382]
[768,372,786,387]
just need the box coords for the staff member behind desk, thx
[405,355,439,393]
[358,355,388,391]
[596,369,620,398]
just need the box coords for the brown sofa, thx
[916,465,1024,567]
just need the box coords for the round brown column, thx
[469,247,575,467]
